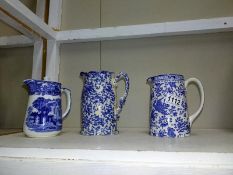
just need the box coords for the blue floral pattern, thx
[147,74,190,137]
[80,71,129,136]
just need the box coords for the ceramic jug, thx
[147,74,204,138]
[80,71,129,136]
[23,79,71,137]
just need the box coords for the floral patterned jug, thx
[23,79,71,137]
[80,71,129,136]
[147,74,204,138]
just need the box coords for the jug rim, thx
[147,74,185,82]
[80,71,115,76]
[23,79,61,85]
[83,70,114,73]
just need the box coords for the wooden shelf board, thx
[0,128,233,152]
[0,35,33,48]
[57,17,233,43]
[0,129,22,136]
[0,128,233,169]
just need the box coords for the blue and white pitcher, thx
[23,79,71,137]
[147,74,204,138]
[80,71,129,136]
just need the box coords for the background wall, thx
[0,0,36,36]
[1,0,233,129]
[60,0,233,129]
[0,0,36,128]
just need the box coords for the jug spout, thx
[23,79,35,93]
[147,77,153,84]
[24,79,34,88]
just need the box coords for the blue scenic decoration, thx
[26,97,62,132]
[147,74,191,137]
[24,79,65,133]
[80,71,129,136]
[24,79,61,96]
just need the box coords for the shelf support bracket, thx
[0,0,57,40]
[45,0,63,82]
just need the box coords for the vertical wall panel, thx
[0,47,33,128]
[102,0,233,27]
[61,0,100,30]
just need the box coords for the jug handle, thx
[185,78,204,126]
[61,88,72,120]
[114,72,130,120]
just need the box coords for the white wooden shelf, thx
[1,1,233,174]
[57,17,233,43]
[0,128,233,174]
[1,17,233,48]
[0,129,22,136]
[0,35,33,48]
[1,128,233,153]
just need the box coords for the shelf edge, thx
[0,147,233,169]
[57,16,233,43]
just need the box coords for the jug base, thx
[150,132,190,138]
[23,127,61,138]
[24,131,61,138]
[80,130,119,136]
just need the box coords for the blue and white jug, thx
[80,71,129,136]
[23,79,71,137]
[147,74,204,138]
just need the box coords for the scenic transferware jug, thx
[23,79,71,137]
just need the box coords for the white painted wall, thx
[0,0,36,128]
[0,0,36,36]
[60,0,233,129]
